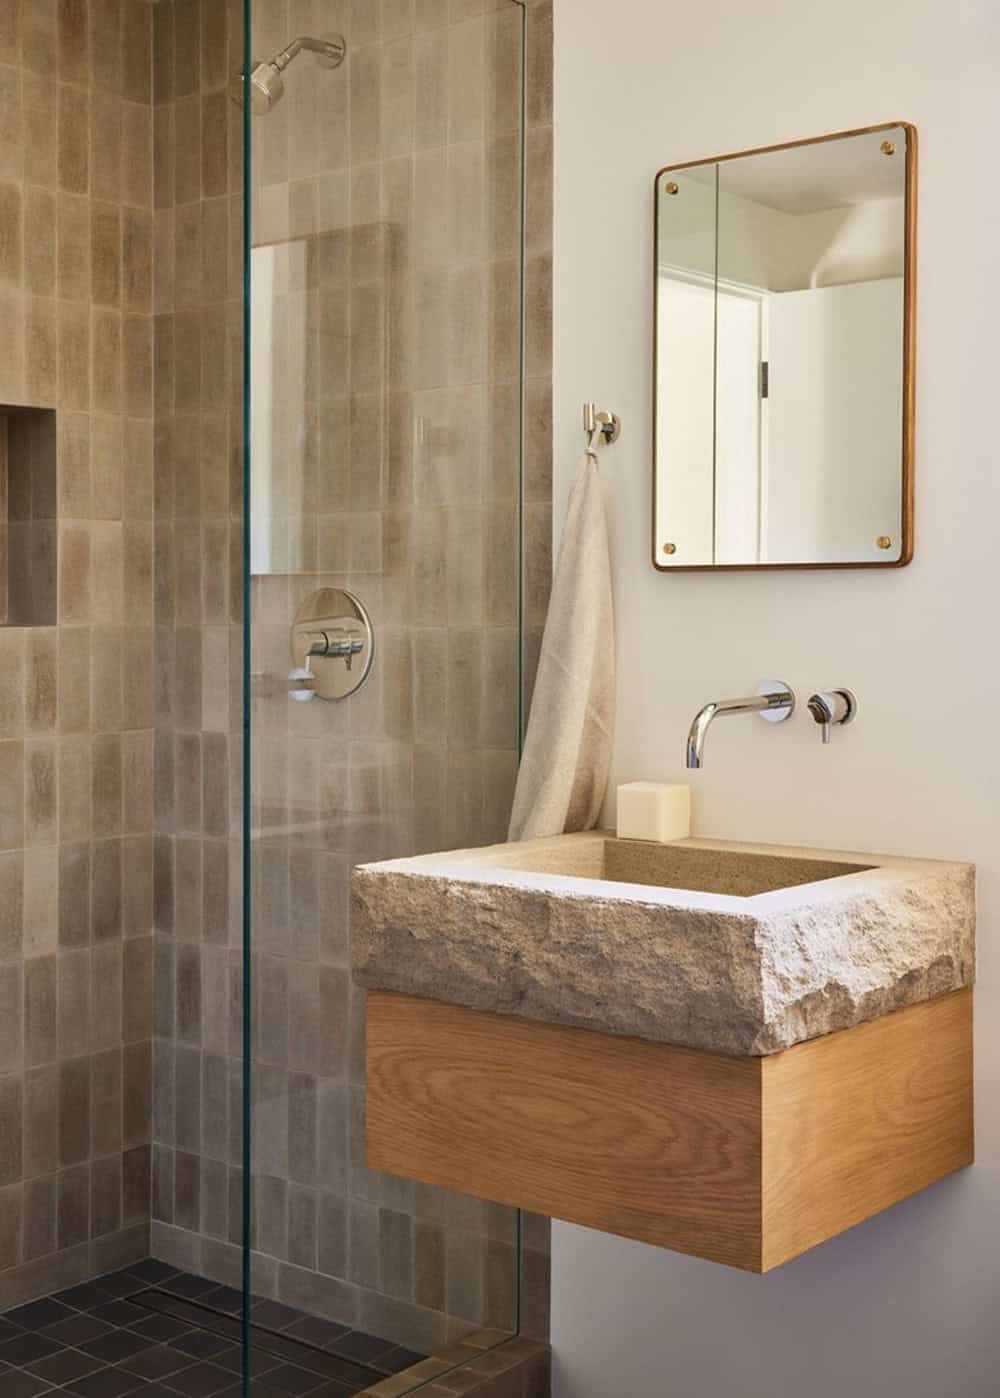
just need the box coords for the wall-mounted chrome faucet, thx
[685,681,795,769]
[806,688,858,743]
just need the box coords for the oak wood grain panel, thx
[761,988,973,1270]
[367,992,765,1271]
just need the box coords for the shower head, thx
[235,58,285,114]
[229,34,346,114]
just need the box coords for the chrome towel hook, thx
[584,402,621,450]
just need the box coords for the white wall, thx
[765,278,903,562]
[551,3,1000,1397]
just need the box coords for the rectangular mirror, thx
[653,124,916,570]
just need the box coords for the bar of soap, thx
[616,782,690,843]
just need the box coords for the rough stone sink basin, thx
[496,836,876,897]
[352,832,975,1056]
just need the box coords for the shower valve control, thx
[806,688,858,744]
[300,628,364,668]
[291,588,375,701]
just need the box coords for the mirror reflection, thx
[654,125,914,569]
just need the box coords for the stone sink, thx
[351,832,976,1056]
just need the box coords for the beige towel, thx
[508,450,614,840]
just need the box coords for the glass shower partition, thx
[242,2,527,1392]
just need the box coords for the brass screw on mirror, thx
[880,140,896,156]
[664,181,679,195]
[877,536,893,550]
[662,542,677,555]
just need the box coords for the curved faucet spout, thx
[685,682,795,769]
[686,702,721,770]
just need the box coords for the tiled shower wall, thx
[0,0,156,1308]
[145,0,551,1358]
[0,0,551,1342]
[148,0,247,1296]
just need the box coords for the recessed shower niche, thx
[0,406,57,627]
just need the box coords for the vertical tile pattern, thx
[149,0,551,1359]
[0,0,155,1310]
[151,0,246,1315]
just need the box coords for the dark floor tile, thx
[81,1328,158,1364]
[204,1314,242,1342]
[40,1312,115,1347]
[117,1343,197,1382]
[242,1386,353,1398]
[0,1264,380,1398]
[161,1273,219,1301]
[222,1387,290,1398]
[92,1273,150,1301]
[251,1302,308,1332]
[324,1355,391,1390]
[286,1349,370,1382]
[282,1318,351,1351]
[26,1345,105,1385]
[198,1287,243,1315]
[213,1346,283,1378]
[192,1341,241,1366]
[122,1260,181,1286]
[161,1359,235,1396]
[261,1365,326,1395]
[144,1294,241,1340]
[330,1357,389,1389]
[0,1331,64,1366]
[376,1345,425,1375]
[4,1297,76,1330]
[63,1366,146,1397]
[0,1368,58,1397]
[328,1331,394,1365]
[129,1314,194,1343]
[171,1330,235,1360]
[251,1335,373,1391]
[135,1293,202,1322]
[91,1299,153,1329]
[250,1333,310,1364]
[52,1280,117,1312]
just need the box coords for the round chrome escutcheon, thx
[291,587,375,701]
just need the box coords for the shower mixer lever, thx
[289,588,375,701]
[297,628,364,669]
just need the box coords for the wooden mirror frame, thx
[651,121,917,573]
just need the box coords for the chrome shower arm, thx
[274,35,346,71]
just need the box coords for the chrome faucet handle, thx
[806,689,857,744]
